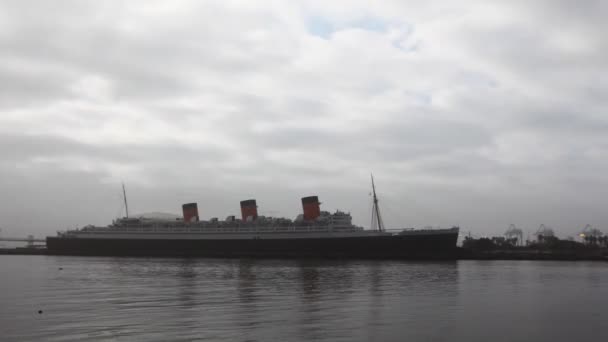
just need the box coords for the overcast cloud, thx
[1,0,607,238]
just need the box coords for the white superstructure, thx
[56,180,458,241]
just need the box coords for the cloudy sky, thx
[0,0,606,238]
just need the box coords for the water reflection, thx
[298,262,320,298]
[236,259,257,304]
[366,261,384,339]
[7,257,606,341]
[240,260,460,341]
[296,261,323,341]
[176,259,196,310]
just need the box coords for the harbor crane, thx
[534,224,554,242]
[504,224,524,246]
[579,224,603,245]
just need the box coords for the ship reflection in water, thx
[0,257,607,341]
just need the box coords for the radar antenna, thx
[370,174,385,232]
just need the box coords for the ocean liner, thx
[46,178,459,259]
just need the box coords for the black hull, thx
[47,233,459,259]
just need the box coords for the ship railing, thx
[68,224,367,234]
[66,226,451,236]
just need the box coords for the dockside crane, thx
[579,224,604,245]
[534,224,554,243]
[505,224,524,246]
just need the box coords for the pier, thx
[0,234,46,254]
[0,236,46,246]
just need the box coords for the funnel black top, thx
[301,196,319,204]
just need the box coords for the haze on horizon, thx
[0,0,606,239]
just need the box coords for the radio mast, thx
[371,174,385,232]
[122,183,129,218]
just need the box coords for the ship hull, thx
[46,233,459,259]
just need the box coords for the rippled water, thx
[0,256,606,341]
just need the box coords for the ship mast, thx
[122,182,129,218]
[370,174,384,232]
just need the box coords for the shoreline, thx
[0,247,48,255]
[2,247,607,261]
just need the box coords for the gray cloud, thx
[0,0,607,238]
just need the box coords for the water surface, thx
[0,256,606,341]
